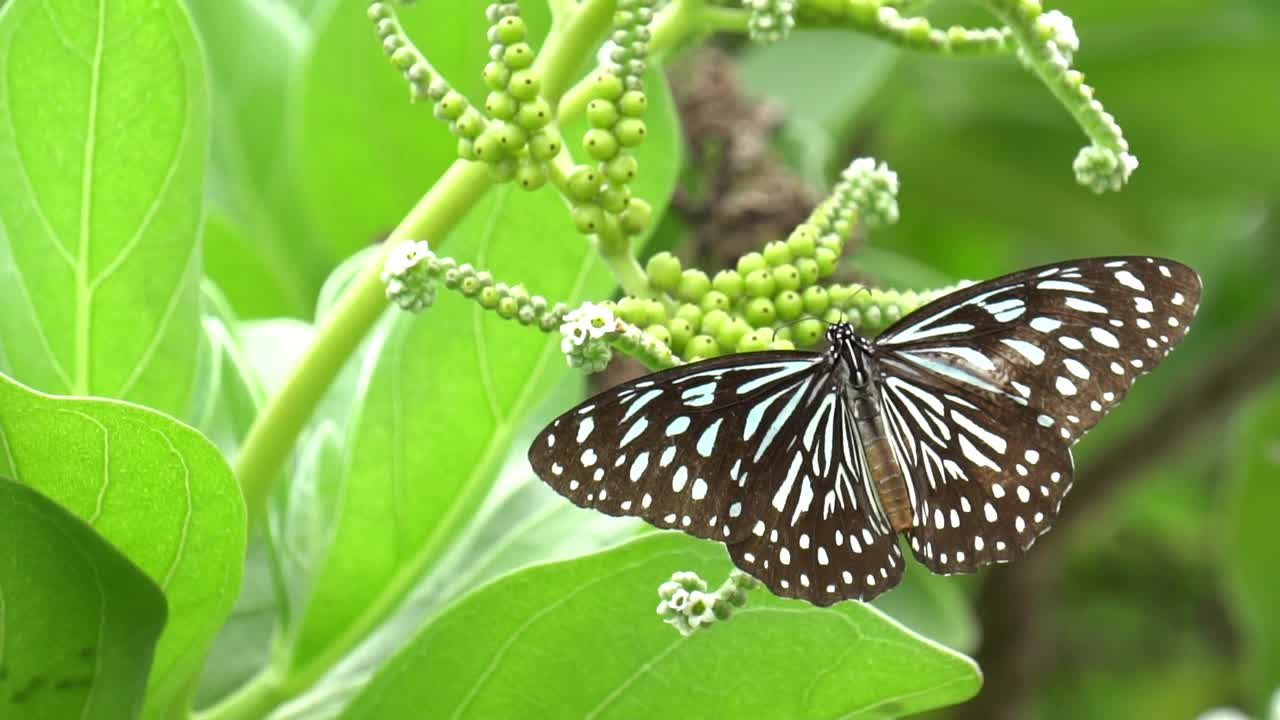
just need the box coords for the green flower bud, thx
[787,225,818,257]
[587,99,620,129]
[473,130,506,161]
[503,42,535,69]
[763,240,793,267]
[737,252,767,277]
[516,162,546,191]
[620,198,652,234]
[455,108,485,138]
[584,128,620,160]
[515,97,553,130]
[795,257,820,287]
[645,323,672,348]
[818,234,843,254]
[863,304,882,328]
[567,166,602,201]
[644,299,668,326]
[768,339,796,351]
[793,318,824,347]
[668,317,694,352]
[645,252,682,291]
[699,290,730,313]
[479,286,500,308]
[589,71,625,101]
[439,90,468,120]
[495,15,527,44]
[685,335,721,360]
[677,269,711,302]
[614,118,647,146]
[824,307,848,326]
[618,90,648,117]
[737,327,774,352]
[801,286,829,315]
[484,90,517,120]
[493,121,528,150]
[815,247,838,277]
[618,296,648,325]
[774,290,803,320]
[507,70,542,102]
[572,204,606,234]
[711,270,744,300]
[674,303,702,332]
[772,264,801,292]
[487,157,518,182]
[716,317,749,351]
[744,297,777,326]
[483,61,511,90]
[599,183,631,213]
[529,130,561,160]
[744,268,776,298]
[497,296,520,319]
[829,284,855,308]
[700,310,730,337]
[605,154,639,184]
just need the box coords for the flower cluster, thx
[656,569,759,637]
[746,0,796,45]
[796,1,1015,55]
[559,302,619,372]
[834,157,900,228]
[380,240,438,312]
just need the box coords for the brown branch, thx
[954,303,1280,720]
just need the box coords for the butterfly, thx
[528,257,1202,604]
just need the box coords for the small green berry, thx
[614,118,647,146]
[484,90,517,120]
[516,163,546,191]
[716,317,749,351]
[528,130,561,160]
[685,335,721,360]
[801,286,829,315]
[516,97,552,130]
[454,109,484,138]
[863,305,883,328]
[796,257,820,287]
[495,15,527,44]
[483,61,511,90]
[763,240,793,267]
[617,296,648,325]
[438,90,468,119]
[567,166,601,201]
[815,247,838,277]
[677,269,711,302]
[599,183,631,214]
[700,309,729,336]
[584,128,620,160]
[645,252,682,291]
[737,252,767,276]
[775,290,803,321]
[620,198,652,234]
[572,204,606,234]
[586,99,620,129]
[699,290,730,313]
[787,226,817,257]
[503,42,535,69]
[472,130,506,161]
[604,154,639,184]
[737,328,774,352]
[669,318,694,352]
[793,319,824,347]
[497,296,520,319]
[829,283,855,308]
[711,270,744,300]
[772,264,802,292]
[744,297,777,326]
[767,339,796,351]
[507,70,541,101]
[589,71,625,101]
[744,268,776,298]
[674,303,702,332]
[818,234,843,254]
[492,122,528,149]
[618,90,648,117]
[643,299,668,326]
[645,323,672,347]
[479,286,500,308]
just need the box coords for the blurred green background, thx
[720,1,1280,718]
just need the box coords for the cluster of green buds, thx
[746,0,797,45]
[563,0,656,239]
[1019,8,1078,70]
[463,3,561,188]
[656,570,759,637]
[380,240,569,330]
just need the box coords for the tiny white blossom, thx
[686,590,719,629]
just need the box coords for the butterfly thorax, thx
[828,323,914,533]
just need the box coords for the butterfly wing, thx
[872,256,1202,573]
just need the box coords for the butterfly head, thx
[826,322,875,387]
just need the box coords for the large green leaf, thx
[0,373,246,720]
[0,0,207,419]
[0,477,167,720]
[1229,377,1280,712]
[338,532,982,719]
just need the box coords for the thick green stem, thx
[536,0,617,105]
[234,161,491,532]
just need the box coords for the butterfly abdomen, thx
[850,392,913,532]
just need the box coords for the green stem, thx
[235,159,491,535]
[595,216,652,298]
[696,5,751,32]
[536,0,617,105]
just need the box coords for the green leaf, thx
[295,0,553,262]
[0,477,167,720]
[189,280,265,459]
[1229,377,1280,712]
[0,373,246,720]
[338,533,982,719]
[0,0,208,419]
